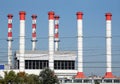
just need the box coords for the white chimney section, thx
[19,11,26,71]
[104,13,114,78]
[31,15,37,51]
[75,12,85,78]
[7,14,13,69]
[48,11,55,70]
[54,15,60,51]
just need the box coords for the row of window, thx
[54,60,75,69]
[25,60,48,69]
[15,60,75,70]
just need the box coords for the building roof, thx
[15,50,76,54]
[15,50,77,60]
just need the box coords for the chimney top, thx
[19,11,26,15]
[31,14,37,19]
[54,15,60,20]
[19,11,26,20]
[7,14,13,18]
[105,13,112,20]
[76,12,83,19]
[48,11,55,20]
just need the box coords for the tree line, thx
[0,68,59,84]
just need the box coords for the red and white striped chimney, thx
[48,11,55,70]
[31,15,37,51]
[54,15,60,51]
[19,11,26,71]
[7,14,13,69]
[75,12,85,78]
[104,13,114,78]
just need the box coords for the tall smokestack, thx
[75,12,85,78]
[19,11,26,71]
[31,15,37,51]
[7,14,13,69]
[104,13,114,78]
[54,15,60,51]
[48,11,55,70]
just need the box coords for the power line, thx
[0,35,120,40]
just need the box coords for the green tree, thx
[95,80,100,84]
[16,72,41,84]
[3,70,17,84]
[0,71,41,84]
[15,72,28,84]
[27,74,41,84]
[39,68,59,84]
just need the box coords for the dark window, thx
[54,60,75,70]
[58,61,60,69]
[33,60,35,69]
[29,61,32,69]
[65,62,67,69]
[25,60,28,69]
[17,60,19,69]
[40,62,42,69]
[36,60,39,69]
[61,61,64,69]
[25,60,48,69]
[114,80,120,83]
[104,79,112,83]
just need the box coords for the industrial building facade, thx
[14,51,76,70]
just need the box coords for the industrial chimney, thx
[31,15,37,51]
[54,15,60,51]
[48,11,55,70]
[104,13,114,78]
[7,14,13,69]
[75,12,85,78]
[19,11,26,71]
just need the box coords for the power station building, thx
[13,11,77,78]
[0,11,120,83]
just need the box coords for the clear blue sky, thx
[0,0,120,76]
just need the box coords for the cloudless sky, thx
[0,0,120,76]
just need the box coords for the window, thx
[36,60,39,69]
[17,60,19,69]
[33,60,35,69]
[54,60,75,70]
[25,60,48,69]
[25,60,28,69]
[114,80,120,83]
[29,61,32,69]
[104,79,112,83]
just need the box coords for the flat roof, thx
[15,50,77,60]
[15,50,76,55]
